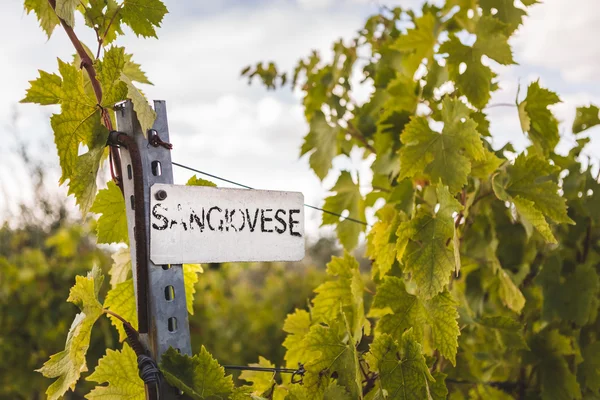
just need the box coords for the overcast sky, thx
[1,0,600,237]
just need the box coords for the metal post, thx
[116,100,192,394]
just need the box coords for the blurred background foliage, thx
[0,138,362,398]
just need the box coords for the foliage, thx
[22,0,600,399]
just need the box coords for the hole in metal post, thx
[127,164,132,180]
[162,264,171,270]
[130,195,135,210]
[151,161,162,176]
[168,317,178,332]
[165,285,175,301]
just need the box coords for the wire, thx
[171,161,370,227]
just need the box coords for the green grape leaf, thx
[469,385,513,399]
[91,180,129,244]
[391,13,437,76]
[474,16,515,65]
[283,309,312,368]
[123,53,152,84]
[470,148,503,180]
[84,0,124,45]
[69,129,109,214]
[86,343,144,399]
[301,111,341,180]
[496,267,526,314]
[54,0,78,27]
[370,276,460,365]
[160,346,234,400]
[109,247,131,288]
[239,357,277,396]
[301,317,362,399]
[530,330,582,400]
[120,0,168,38]
[120,72,156,134]
[537,258,599,326]
[441,36,493,109]
[580,342,600,394]
[37,266,104,400]
[24,0,61,37]
[480,0,527,34]
[474,316,528,350]
[492,154,574,243]
[104,279,137,342]
[184,264,203,315]
[187,175,217,187]
[398,98,485,192]
[21,70,62,105]
[517,81,561,154]
[572,105,600,134]
[97,46,128,107]
[286,381,351,400]
[365,331,439,400]
[396,184,462,299]
[322,171,366,250]
[366,205,402,280]
[312,253,367,342]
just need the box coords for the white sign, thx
[149,184,305,264]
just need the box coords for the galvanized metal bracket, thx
[115,100,192,363]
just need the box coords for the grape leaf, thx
[398,98,485,192]
[187,175,216,187]
[473,316,528,350]
[120,72,156,134]
[441,36,493,109]
[104,279,137,342]
[120,0,168,38]
[492,154,574,243]
[97,46,128,107]
[322,171,366,250]
[54,0,78,27]
[24,0,60,37]
[396,184,462,298]
[123,53,152,85]
[370,276,460,365]
[530,330,582,400]
[184,263,203,315]
[365,331,442,399]
[37,266,104,400]
[517,81,561,154]
[91,180,129,244]
[572,105,600,134]
[20,70,62,105]
[86,343,144,399]
[474,16,515,65]
[160,346,234,400]
[480,0,528,34]
[469,385,514,399]
[366,205,402,280]
[301,317,362,399]
[239,357,277,397]
[580,342,600,394]
[391,13,437,76]
[312,253,367,342]
[286,382,351,400]
[84,0,124,45]
[283,309,312,368]
[301,111,341,180]
[109,247,131,288]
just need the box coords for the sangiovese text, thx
[151,204,302,237]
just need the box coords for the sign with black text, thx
[149,184,305,264]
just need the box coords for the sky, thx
[1,0,600,237]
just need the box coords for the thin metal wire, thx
[172,161,370,227]
[223,365,299,374]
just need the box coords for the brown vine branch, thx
[103,309,137,333]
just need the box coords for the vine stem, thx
[347,121,376,153]
[48,0,105,115]
[103,309,138,334]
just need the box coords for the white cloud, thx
[514,0,600,83]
